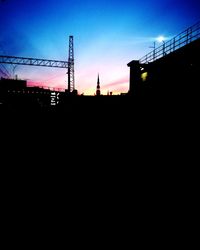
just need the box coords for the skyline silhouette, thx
[0,0,200,95]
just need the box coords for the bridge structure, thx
[0,55,68,69]
[128,20,200,97]
[139,21,200,64]
[0,36,75,92]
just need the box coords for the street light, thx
[157,36,166,56]
[156,36,165,43]
[150,36,167,61]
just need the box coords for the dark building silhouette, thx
[96,74,101,96]
[0,77,56,110]
[0,77,27,90]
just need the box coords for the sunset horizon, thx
[1,0,200,95]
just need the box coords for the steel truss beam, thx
[68,36,75,92]
[0,55,68,69]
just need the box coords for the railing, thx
[139,21,200,64]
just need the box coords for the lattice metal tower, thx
[68,36,75,92]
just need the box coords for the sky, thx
[0,0,200,95]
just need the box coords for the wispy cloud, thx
[102,77,128,89]
[27,80,66,91]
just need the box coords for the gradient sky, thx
[0,0,200,94]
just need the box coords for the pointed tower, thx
[96,74,101,96]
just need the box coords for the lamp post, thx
[156,36,166,56]
[149,41,156,61]
[149,36,166,61]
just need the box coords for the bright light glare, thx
[156,36,165,43]
[141,72,148,82]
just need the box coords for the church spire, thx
[96,73,101,96]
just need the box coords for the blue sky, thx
[0,0,200,94]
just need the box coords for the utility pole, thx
[68,36,75,92]
[149,41,156,61]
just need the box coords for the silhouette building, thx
[96,74,101,96]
